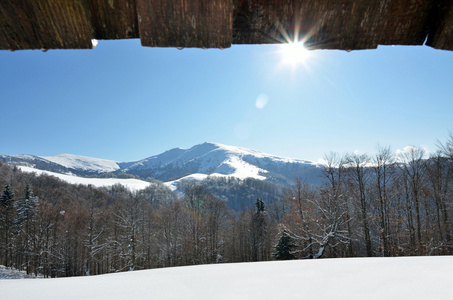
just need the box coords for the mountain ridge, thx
[0,142,322,185]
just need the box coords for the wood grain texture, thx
[136,0,232,48]
[0,0,452,51]
[89,0,138,39]
[0,0,93,50]
[233,0,433,50]
[426,1,453,50]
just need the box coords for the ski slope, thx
[1,256,452,300]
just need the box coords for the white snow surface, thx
[208,142,315,164]
[164,173,227,191]
[223,155,267,179]
[1,256,453,300]
[18,166,150,192]
[9,154,36,160]
[163,160,267,192]
[0,266,38,279]
[42,154,120,173]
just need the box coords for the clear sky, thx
[1,39,452,162]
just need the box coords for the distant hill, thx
[0,142,323,186]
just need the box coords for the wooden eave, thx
[1,0,453,51]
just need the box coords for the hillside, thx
[17,166,150,192]
[44,154,121,173]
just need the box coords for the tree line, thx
[0,134,452,277]
[0,162,278,277]
[282,136,453,258]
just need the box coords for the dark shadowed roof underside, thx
[1,0,453,51]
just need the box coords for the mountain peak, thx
[120,142,321,184]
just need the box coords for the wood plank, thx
[379,0,433,46]
[136,0,233,49]
[0,0,452,51]
[89,0,138,39]
[426,1,453,50]
[233,0,434,50]
[0,0,93,50]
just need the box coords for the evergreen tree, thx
[274,229,296,260]
[15,184,38,228]
[0,185,16,266]
[14,184,39,274]
[255,197,265,213]
[250,198,267,261]
[0,184,14,209]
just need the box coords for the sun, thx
[279,41,311,65]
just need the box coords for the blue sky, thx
[1,39,452,162]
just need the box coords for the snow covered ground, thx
[1,256,452,300]
[164,173,222,191]
[0,265,39,279]
[18,166,150,192]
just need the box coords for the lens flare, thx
[255,94,269,109]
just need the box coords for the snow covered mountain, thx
[0,142,323,185]
[0,154,77,174]
[0,153,120,176]
[121,142,322,184]
[44,154,121,173]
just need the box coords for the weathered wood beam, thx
[379,0,433,46]
[1,0,453,51]
[136,0,233,49]
[0,0,93,50]
[426,1,453,50]
[233,0,434,50]
[88,0,139,40]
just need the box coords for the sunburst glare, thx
[279,41,311,65]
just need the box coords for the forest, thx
[0,134,452,277]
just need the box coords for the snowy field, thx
[1,256,453,300]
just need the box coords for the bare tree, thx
[346,153,373,256]
[203,194,229,263]
[112,196,144,271]
[437,131,453,160]
[182,182,208,264]
[284,179,316,258]
[398,147,427,252]
[84,190,109,275]
[155,202,184,267]
[372,146,394,256]
[426,151,451,245]
[285,153,353,259]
